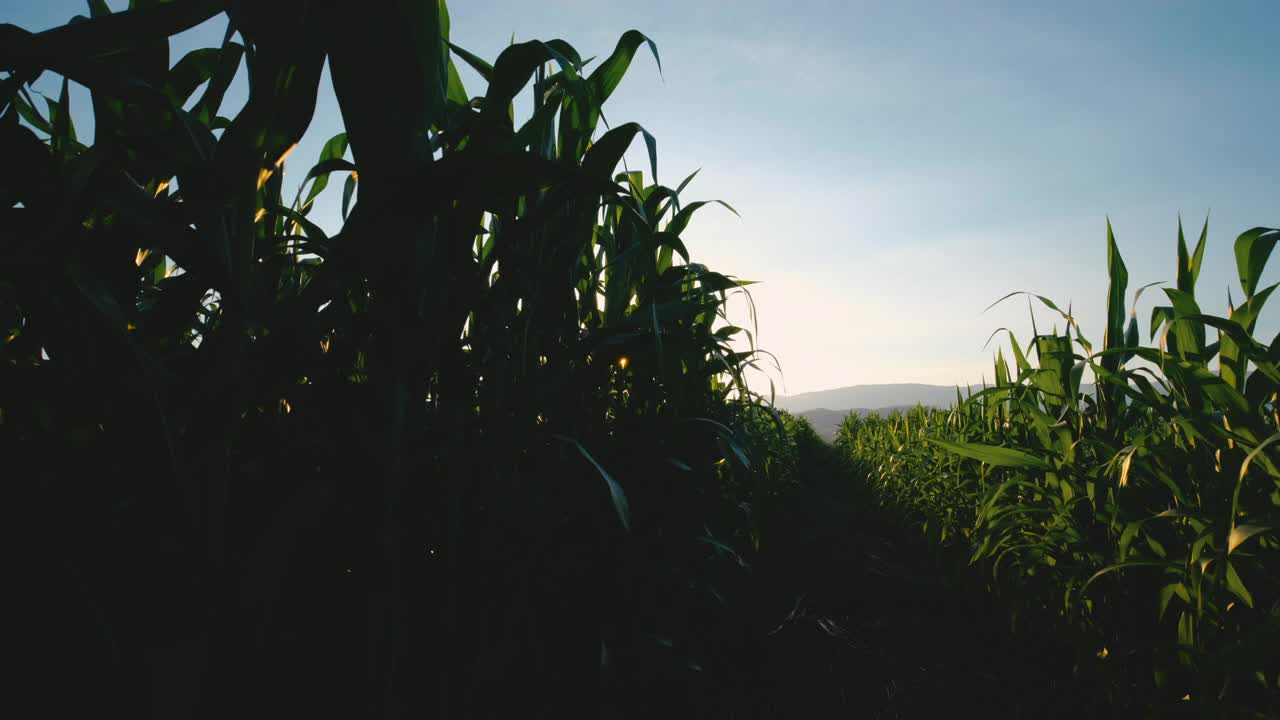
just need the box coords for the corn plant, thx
[0,2,780,716]
[839,219,1280,715]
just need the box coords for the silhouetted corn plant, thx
[1,2,778,717]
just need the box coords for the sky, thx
[8,0,1280,395]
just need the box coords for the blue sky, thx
[9,0,1279,394]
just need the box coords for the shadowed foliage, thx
[0,2,792,716]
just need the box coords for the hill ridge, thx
[778,383,981,414]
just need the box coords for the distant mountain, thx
[784,382,1097,441]
[778,384,979,414]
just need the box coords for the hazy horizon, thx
[12,0,1279,395]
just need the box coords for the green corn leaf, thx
[11,90,53,135]
[665,199,738,239]
[1083,561,1169,591]
[926,438,1053,470]
[1177,611,1194,647]
[1157,582,1190,620]
[341,173,357,221]
[190,40,244,125]
[1102,218,1129,373]
[652,231,690,264]
[583,122,657,182]
[449,41,494,81]
[444,58,469,107]
[1150,305,1174,342]
[1225,562,1254,608]
[674,167,700,199]
[267,205,329,244]
[4,0,223,68]
[483,41,561,125]
[588,30,660,105]
[393,0,451,132]
[1235,227,1280,300]
[1174,214,1208,293]
[1118,521,1141,560]
[1145,533,1166,558]
[299,133,351,211]
[165,47,221,107]
[48,76,76,152]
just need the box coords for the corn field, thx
[838,220,1280,716]
[6,1,1278,718]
